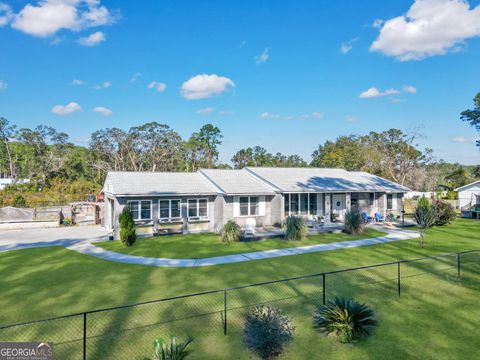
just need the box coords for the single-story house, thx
[102,167,409,238]
[455,180,480,219]
[0,178,29,190]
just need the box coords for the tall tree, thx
[460,92,480,149]
[310,135,367,171]
[197,124,222,168]
[0,117,16,179]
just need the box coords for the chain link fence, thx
[0,250,478,359]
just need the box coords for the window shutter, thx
[259,196,265,216]
[233,196,239,217]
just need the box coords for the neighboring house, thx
[103,167,409,239]
[0,178,29,190]
[456,180,480,218]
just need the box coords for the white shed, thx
[456,180,480,212]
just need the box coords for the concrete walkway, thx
[0,226,419,267]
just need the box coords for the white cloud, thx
[147,81,167,92]
[93,106,112,116]
[78,31,105,46]
[340,38,358,54]
[301,112,323,120]
[11,0,115,38]
[181,74,235,100]
[260,112,282,120]
[51,101,82,115]
[94,81,111,89]
[372,18,384,28]
[197,107,215,114]
[370,0,480,61]
[403,85,417,93]
[129,72,142,83]
[359,87,402,98]
[0,2,13,26]
[0,80,7,91]
[452,136,466,143]
[71,78,85,85]
[345,115,358,123]
[261,111,322,121]
[254,47,270,64]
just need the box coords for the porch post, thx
[346,193,351,212]
[324,193,331,225]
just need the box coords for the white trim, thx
[158,199,182,222]
[187,198,209,220]
[126,200,152,221]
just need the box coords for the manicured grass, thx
[95,228,387,258]
[0,219,479,359]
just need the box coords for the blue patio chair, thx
[374,212,384,222]
[361,212,373,223]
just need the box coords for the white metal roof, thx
[199,169,276,195]
[455,180,480,192]
[103,171,220,196]
[245,167,409,193]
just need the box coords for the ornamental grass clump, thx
[285,216,307,241]
[244,305,295,359]
[221,220,241,243]
[152,336,193,360]
[344,208,365,235]
[313,297,377,343]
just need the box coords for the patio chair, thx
[361,212,373,223]
[244,218,256,237]
[374,212,384,222]
[305,215,318,228]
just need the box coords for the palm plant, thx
[284,216,307,241]
[414,196,437,248]
[313,297,377,343]
[344,208,365,235]
[221,220,241,243]
[152,336,193,360]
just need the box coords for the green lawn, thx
[0,219,479,359]
[95,228,386,258]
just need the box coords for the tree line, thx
[1,114,479,203]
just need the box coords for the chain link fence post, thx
[83,312,87,360]
[457,252,461,281]
[223,290,227,336]
[322,273,326,305]
[397,262,401,297]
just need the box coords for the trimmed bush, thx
[313,297,377,343]
[12,194,27,208]
[119,207,136,247]
[221,220,241,243]
[414,196,437,248]
[244,305,295,359]
[432,200,456,226]
[344,208,365,235]
[285,216,307,241]
[152,336,193,360]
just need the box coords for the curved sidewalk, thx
[65,228,419,267]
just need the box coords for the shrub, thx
[432,200,456,226]
[119,207,136,247]
[285,216,307,241]
[152,336,193,360]
[243,305,294,359]
[313,297,377,343]
[221,220,241,243]
[12,194,27,208]
[344,208,365,235]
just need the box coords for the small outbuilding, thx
[456,180,480,219]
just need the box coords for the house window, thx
[127,200,152,220]
[309,193,317,215]
[387,194,393,210]
[159,199,181,220]
[369,193,375,206]
[188,199,208,218]
[285,193,317,216]
[239,196,259,216]
[284,194,290,214]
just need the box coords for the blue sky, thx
[1,0,480,165]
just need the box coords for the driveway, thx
[0,226,110,252]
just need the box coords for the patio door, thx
[331,194,347,220]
